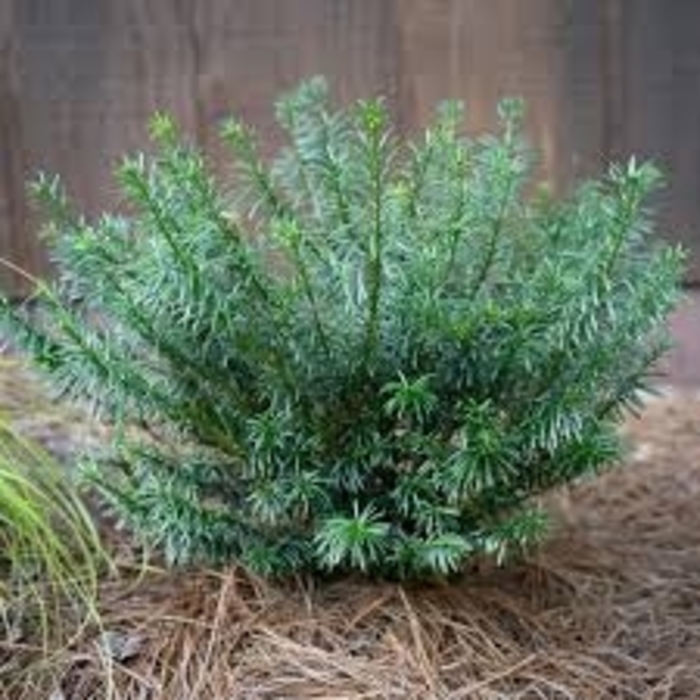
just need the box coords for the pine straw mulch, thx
[2,364,700,698]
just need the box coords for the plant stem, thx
[363,133,385,368]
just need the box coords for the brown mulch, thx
[2,358,700,699]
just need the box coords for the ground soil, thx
[2,357,700,699]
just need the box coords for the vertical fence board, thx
[190,0,402,164]
[393,0,631,189]
[10,0,200,207]
[0,0,34,293]
[613,0,700,281]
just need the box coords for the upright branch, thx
[358,100,389,369]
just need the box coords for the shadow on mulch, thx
[3,361,700,698]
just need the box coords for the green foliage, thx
[1,77,683,579]
[0,413,106,646]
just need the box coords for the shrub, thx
[0,78,683,579]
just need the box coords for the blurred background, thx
[1,0,698,383]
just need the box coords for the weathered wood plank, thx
[190,1,402,162]
[396,0,582,184]
[10,0,199,208]
[611,0,700,281]
[0,0,36,294]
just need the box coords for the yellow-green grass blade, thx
[0,419,108,653]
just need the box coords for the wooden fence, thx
[2,0,700,294]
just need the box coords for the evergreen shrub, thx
[1,78,683,578]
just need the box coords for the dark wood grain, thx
[613,0,700,281]
[1,0,698,295]
[0,0,36,294]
